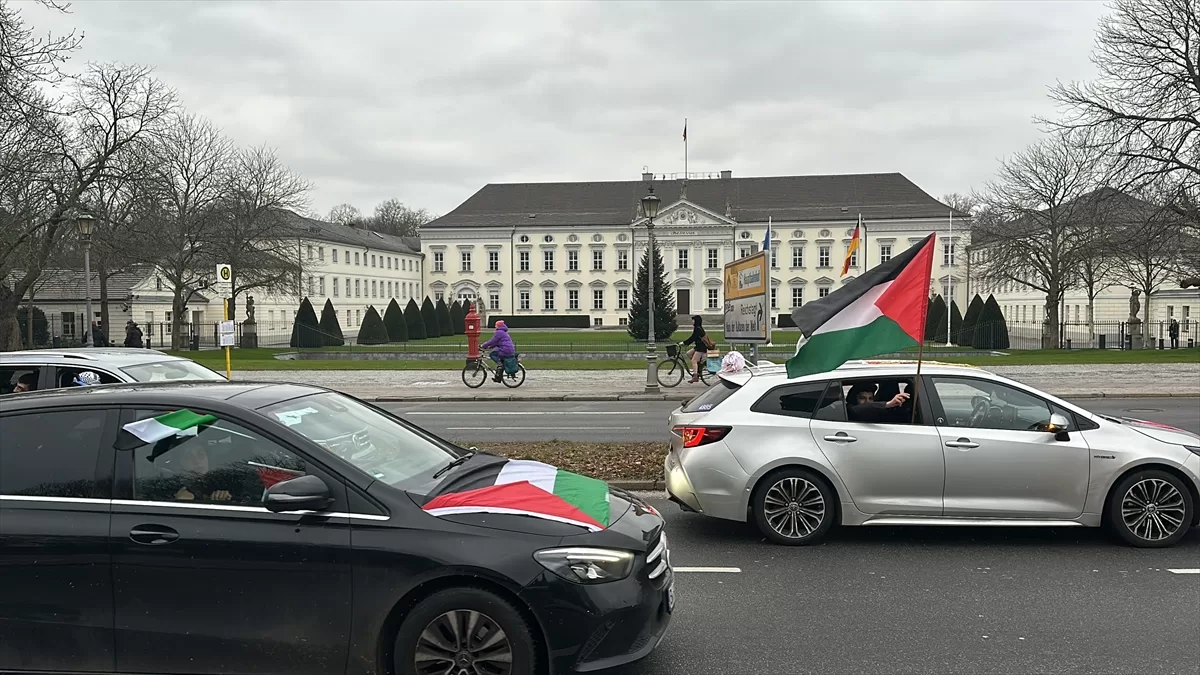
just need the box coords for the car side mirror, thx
[1040,413,1072,441]
[263,475,333,513]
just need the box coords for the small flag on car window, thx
[116,409,216,450]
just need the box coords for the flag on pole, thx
[786,234,936,378]
[841,215,861,276]
[117,409,217,449]
[762,216,772,252]
[682,119,687,142]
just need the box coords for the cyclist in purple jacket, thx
[481,320,517,382]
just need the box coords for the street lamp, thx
[641,185,662,394]
[76,213,96,347]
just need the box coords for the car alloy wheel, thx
[416,610,512,675]
[1121,478,1187,542]
[753,468,835,545]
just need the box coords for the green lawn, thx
[176,346,1200,372]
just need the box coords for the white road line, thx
[446,426,632,431]
[673,566,742,573]
[406,411,644,416]
[1167,569,1200,574]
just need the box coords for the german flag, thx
[841,216,861,276]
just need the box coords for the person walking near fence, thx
[92,321,110,348]
[1169,318,1180,349]
[124,320,144,348]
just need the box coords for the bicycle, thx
[462,352,526,389]
[656,343,715,388]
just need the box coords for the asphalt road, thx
[609,493,1200,675]
[385,398,1200,442]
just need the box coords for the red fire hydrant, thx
[465,303,482,363]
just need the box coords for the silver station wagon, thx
[1,348,225,394]
[665,361,1200,548]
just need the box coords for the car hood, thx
[1112,417,1200,447]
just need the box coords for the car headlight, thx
[533,547,634,584]
[1185,445,1200,458]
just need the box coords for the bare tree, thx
[942,193,979,217]
[0,61,175,350]
[972,130,1107,347]
[1047,0,1199,202]
[0,0,81,125]
[130,113,232,349]
[1111,188,1188,345]
[208,145,312,320]
[371,198,431,237]
[327,203,362,226]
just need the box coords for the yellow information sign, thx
[722,252,770,343]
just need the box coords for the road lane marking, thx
[1167,569,1200,574]
[446,426,632,431]
[673,567,741,573]
[407,411,645,416]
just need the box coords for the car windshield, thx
[259,392,454,489]
[121,360,227,383]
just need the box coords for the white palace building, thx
[420,170,970,327]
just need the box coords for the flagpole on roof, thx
[946,208,954,347]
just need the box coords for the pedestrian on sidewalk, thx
[124,320,144,348]
[1168,318,1179,349]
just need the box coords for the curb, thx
[365,391,1197,403]
[608,480,661,491]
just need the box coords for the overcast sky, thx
[26,0,1109,218]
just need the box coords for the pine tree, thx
[960,295,985,348]
[404,298,426,340]
[357,306,389,345]
[435,298,454,336]
[384,299,407,343]
[450,301,465,335]
[420,297,441,338]
[318,299,344,347]
[949,301,964,345]
[627,241,677,341]
[289,298,323,348]
[926,295,948,342]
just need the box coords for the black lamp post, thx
[76,213,96,347]
[641,185,662,393]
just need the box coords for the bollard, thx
[1098,334,1106,349]
[1065,338,1072,350]
[1158,338,1164,350]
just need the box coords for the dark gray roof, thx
[426,172,965,229]
[4,267,149,302]
[280,211,422,256]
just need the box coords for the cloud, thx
[25,0,1109,216]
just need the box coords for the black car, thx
[0,382,672,675]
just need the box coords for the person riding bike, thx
[480,320,517,383]
[681,315,711,384]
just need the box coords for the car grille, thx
[646,532,669,581]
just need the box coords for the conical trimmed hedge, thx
[290,298,323,348]
[318,299,344,347]
[450,301,465,335]
[960,295,985,348]
[384,299,407,343]
[949,301,964,345]
[436,298,454,336]
[404,298,427,340]
[927,295,948,343]
[421,297,441,338]
[357,306,389,345]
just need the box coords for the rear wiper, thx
[432,449,476,480]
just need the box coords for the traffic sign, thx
[722,252,771,344]
[215,264,232,296]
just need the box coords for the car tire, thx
[1108,469,1194,548]
[393,587,537,675]
[752,468,835,546]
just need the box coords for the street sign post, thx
[722,252,771,346]
[216,264,233,379]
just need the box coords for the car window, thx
[54,367,122,388]
[0,410,107,497]
[841,378,922,425]
[121,359,225,383]
[813,381,846,422]
[259,392,453,490]
[751,382,828,419]
[681,378,742,413]
[0,367,40,394]
[930,377,1055,432]
[127,409,307,507]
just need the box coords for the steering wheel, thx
[968,399,990,427]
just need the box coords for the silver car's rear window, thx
[682,379,741,413]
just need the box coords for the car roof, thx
[717,359,987,387]
[0,348,179,368]
[0,381,330,412]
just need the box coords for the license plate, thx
[666,577,675,613]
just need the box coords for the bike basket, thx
[503,356,520,375]
[666,344,679,358]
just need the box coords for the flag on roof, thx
[786,233,936,378]
[841,216,861,276]
[117,409,216,449]
[422,453,611,531]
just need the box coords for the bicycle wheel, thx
[502,365,527,388]
[656,359,685,388]
[698,365,714,385]
[462,363,487,388]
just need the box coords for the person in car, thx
[847,382,911,422]
[11,373,37,394]
[480,320,516,382]
[73,371,103,387]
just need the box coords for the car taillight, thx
[674,425,731,448]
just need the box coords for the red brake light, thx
[674,425,732,448]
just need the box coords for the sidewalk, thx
[233,363,1200,401]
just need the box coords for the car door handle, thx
[129,525,179,546]
[945,440,979,449]
[823,433,858,443]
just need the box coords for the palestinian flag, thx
[786,233,936,378]
[422,453,611,531]
[116,409,216,450]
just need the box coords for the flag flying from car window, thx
[786,233,936,378]
[117,409,217,449]
[422,453,611,531]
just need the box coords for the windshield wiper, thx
[432,449,476,480]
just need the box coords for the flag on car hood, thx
[422,453,611,531]
[116,409,217,449]
[786,234,936,378]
